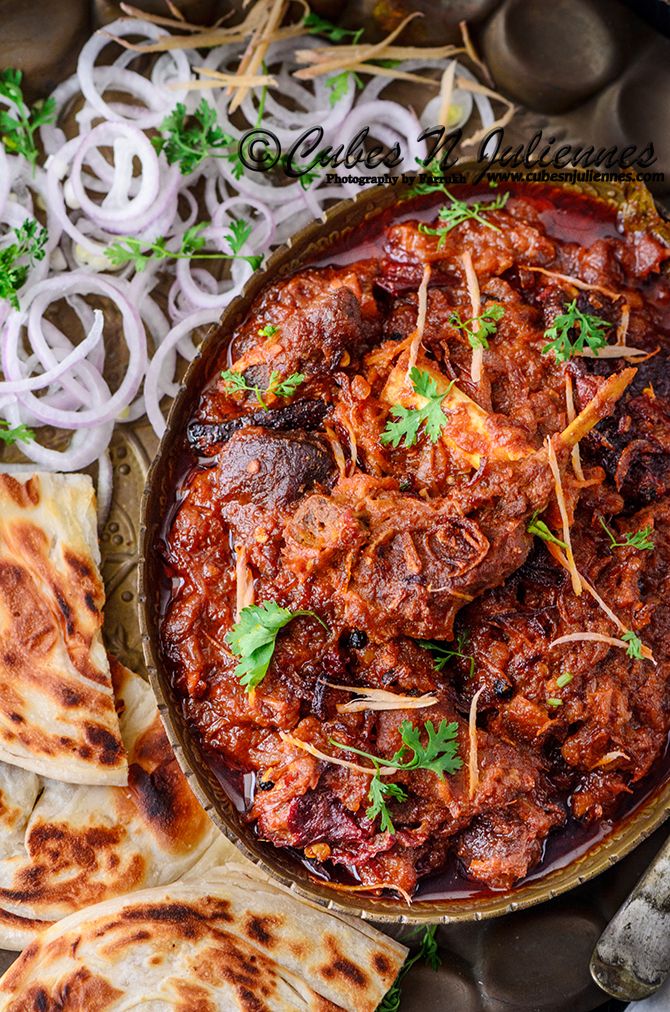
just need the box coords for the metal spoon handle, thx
[591,833,670,1001]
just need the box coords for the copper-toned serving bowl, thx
[139,171,670,923]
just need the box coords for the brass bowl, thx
[139,170,670,923]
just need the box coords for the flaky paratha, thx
[0,472,126,785]
[0,659,229,948]
[0,864,407,1011]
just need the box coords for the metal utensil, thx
[591,833,670,1001]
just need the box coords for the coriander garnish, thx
[622,630,644,660]
[330,719,462,834]
[599,517,654,552]
[151,99,235,175]
[381,367,455,448]
[527,511,567,549]
[0,69,55,172]
[0,420,34,445]
[0,218,48,310]
[226,601,325,692]
[378,925,441,1011]
[556,672,573,688]
[105,220,262,272]
[542,300,611,362]
[303,12,364,43]
[221,368,305,407]
[450,303,504,351]
[418,190,509,247]
[325,70,363,106]
[547,697,563,708]
[419,632,475,679]
[258,323,279,338]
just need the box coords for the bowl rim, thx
[138,169,670,924]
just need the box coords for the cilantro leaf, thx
[0,69,56,171]
[599,517,654,551]
[225,601,325,691]
[325,70,363,107]
[0,419,34,444]
[381,368,455,448]
[419,632,475,678]
[221,368,304,407]
[528,510,568,549]
[378,926,441,1012]
[152,100,235,174]
[0,218,49,310]
[450,302,504,351]
[303,13,364,43]
[366,775,408,835]
[393,719,462,779]
[258,323,279,338]
[418,190,509,246]
[267,371,305,399]
[105,219,262,272]
[542,300,611,362]
[622,630,644,660]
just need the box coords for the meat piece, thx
[187,398,329,455]
[212,428,335,512]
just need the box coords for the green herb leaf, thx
[381,367,455,448]
[325,70,363,107]
[225,601,325,691]
[258,323,279,338]
[0,218,49,310]
[542,300,611,363]
[331,719,463,780]
[366,776,408,835]
[0,69,55,171]
[419,632,475,679]
[450,302,504,351]
[547,697,563,708]
[221,368,304,407]
[377,926,441,1011]
[303,12,364,43]
[527,510,567,549]
[0,419,34,444]
[152,99,235,174]
[105,218,262,272]
[267,371,305,399]
[599,517,654,552]
[418,190,509,247]
[622,630,644,660]
[556,672,573,688]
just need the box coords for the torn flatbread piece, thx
[0,864,407,1011]
[0,658,230,949]
[0,472,126,785]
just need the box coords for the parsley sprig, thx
[221,368,305,407]
[0,419,34,444]
[0,69,55,171]
[0,219,48,310]
[330,719,462,834]
[599,518,654,552]
[542,300,611,363]
[528,510,567,549]
[420,631,475,679]
[105,220,262,272]
[418,190,509,247]
[381,368,455,449]
[152,99,235,175]
[226,601,325,692]
[450,303,504,350]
